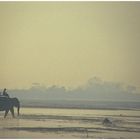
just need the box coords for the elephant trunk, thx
[17,103,20,116]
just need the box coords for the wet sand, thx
[0,107,140,138]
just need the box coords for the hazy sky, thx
[0,2,140,89]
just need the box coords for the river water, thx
[0,107,140,138]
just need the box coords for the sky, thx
[0,2,140,90]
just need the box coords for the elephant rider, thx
[2,88,9,98]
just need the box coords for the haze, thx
[0,2,140,90]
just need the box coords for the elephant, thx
[0,96,20,118]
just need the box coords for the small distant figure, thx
[0,92,1,96]
[102,118,113,126]
[2,88,9,98]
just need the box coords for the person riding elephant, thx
[3,88,9,97]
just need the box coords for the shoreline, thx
[21,105,140,111]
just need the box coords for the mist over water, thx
[2,77,139,109]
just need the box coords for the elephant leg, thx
[10,107,15,118]
[4,109,9,118]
